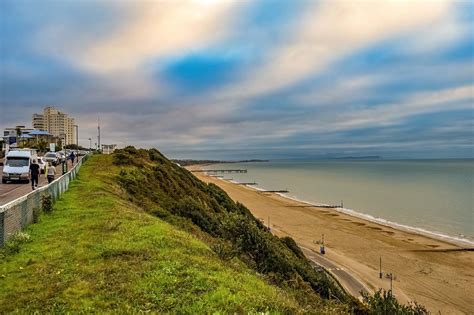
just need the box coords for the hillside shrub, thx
[0,232,31,257]
[281,236,306,259]
[211,240,238,262]
[41,194,53,214]
[362,289,428,315]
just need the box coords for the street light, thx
[74,125,79,148]
[88,138,92,151]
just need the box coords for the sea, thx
[203,159,474,247]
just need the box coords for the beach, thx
[188,165,474,314]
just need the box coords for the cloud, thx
[44,1,239,74]
[1,0,472,158]
[218,0,455,99]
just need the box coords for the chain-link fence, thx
[0,154,90,246]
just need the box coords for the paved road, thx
[299,245,370,299]
[270,226,369,300]
[0,159,78,206]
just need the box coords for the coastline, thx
[273,192,474,249]
[188,165,474,314]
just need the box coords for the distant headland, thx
[172,159,269,166]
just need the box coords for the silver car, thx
[43,152,59,166]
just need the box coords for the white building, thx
[101,144,117,155]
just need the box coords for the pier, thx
[192,169,248,173]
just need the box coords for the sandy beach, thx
[188,165,474,314]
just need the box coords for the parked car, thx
[43,152,59,166]
[2,150,34,184]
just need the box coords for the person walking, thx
[70,151,76,165]
[29,159,40,190]
[46,162,56,184]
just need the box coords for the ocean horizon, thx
[204,158,474,247]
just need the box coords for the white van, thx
[2,150,37,184]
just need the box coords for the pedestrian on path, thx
[46,162,56,184]
[29,159,40,190]
[70,151,76,165]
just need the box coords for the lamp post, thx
[380,256,382,278]
[74,125,79,148]
[88,138,92,151]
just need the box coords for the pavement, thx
[0,159,79,207]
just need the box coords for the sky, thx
[0,0,473,159]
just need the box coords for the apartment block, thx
[32,113,45,131]
[32,107,76,145]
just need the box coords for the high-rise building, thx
[32,107,76,145]
[32,113,45,131]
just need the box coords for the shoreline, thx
[204,165,473,249]
[272,192,474,249]
[188,165,474,314]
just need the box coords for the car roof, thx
[6,151,31,158]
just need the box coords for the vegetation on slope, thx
[114,146,428,315]
[0,155,339,313]
[114,147,361,311]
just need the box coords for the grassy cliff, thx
[114,148,359,308]
[0,153,348,313]
[1,149,426,314]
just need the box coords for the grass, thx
[0,155,310,313]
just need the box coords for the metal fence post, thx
[0,211,4,247]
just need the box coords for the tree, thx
[15,127,23,148]
[32,140,48,153]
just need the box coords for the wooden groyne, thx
[289,204,341,209]
[260,190,289,193]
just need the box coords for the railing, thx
[0,154,90,246]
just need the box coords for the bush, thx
[113,150,134,166]
[33,207,42,223]
[41,194,53,214]
[362,289,428,315]
[0,232,31,257]
[171,197,221,237]
[211,240,238,261]
[281,236,305,259]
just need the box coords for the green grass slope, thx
[0,155,342,313]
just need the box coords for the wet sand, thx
[188,165,474,314]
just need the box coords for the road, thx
[299,245,370,299]
[270,225,369,300]
[0,159,78,206]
